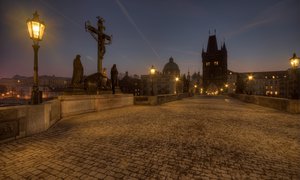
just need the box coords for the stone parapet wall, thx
[0,99,61,142]
[230,93,300,113]
[0,94,133,142]
[134,93,190,105]
[59,94,133,117]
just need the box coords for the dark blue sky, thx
[0,0,299,78]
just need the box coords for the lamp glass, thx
[150,68,155,75]
[27,13,45,41]
[248,75,253,80]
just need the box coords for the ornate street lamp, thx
[290,53,299,69]
[289,53,299,99]
[150,65,155,96]
[175,77,179,94]
[27,11,45,104]
[247,75,254,95]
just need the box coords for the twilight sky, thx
[0,0,299,78]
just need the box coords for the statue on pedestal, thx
[111,64,118,94]
[71,55,84,88]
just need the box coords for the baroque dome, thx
[163,57,180,76]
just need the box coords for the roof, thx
[163,57,180,75]
[206,35,218,53]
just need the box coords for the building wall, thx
[229,70,300,99]
[141,74,182,96]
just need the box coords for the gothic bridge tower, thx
[202,34,227,94]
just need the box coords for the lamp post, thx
[224,83,229,93]
[175,77,179,94]
[289,53,299,99]
[27,11,45,104]
[150,65,155,96]
[247,75,254,95]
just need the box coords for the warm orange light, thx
[175,77,179,81]
[290,53,299,68]
[248,75,253,80]
[150,65,155,75]
[194,85,197,88]
[225,84,229,88]
[27,11,45,42]
[17,95,20,98]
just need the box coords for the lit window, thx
[206,62,210,66]
[275,91,278,95]
[272,76,275,79]
[214,61,219,66]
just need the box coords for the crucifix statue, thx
[85,17,112,74]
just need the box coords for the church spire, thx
[222,42,227,52]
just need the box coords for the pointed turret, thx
[222,42,227,51]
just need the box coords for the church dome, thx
[163,57,180,76]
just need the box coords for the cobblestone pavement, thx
[1,96,300,179]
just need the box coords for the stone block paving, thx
[1,96,300,179]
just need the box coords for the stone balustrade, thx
[0,94,133,142]
[229,93,300,113]
[134,93,190,105]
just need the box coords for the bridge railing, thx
[229,93,300,113]
[134,93,191,105]
[0,94,133,143]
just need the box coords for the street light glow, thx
[290,53,299,68]
[248,75,253,80]
[27,11,45,42]
[150,65,155,75]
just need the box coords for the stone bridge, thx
[0,96,299,179]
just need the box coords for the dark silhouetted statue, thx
[111,64,118,94]
[85,17,112,74]
[71,55,83,87]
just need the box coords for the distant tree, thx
[235,74,245,94]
